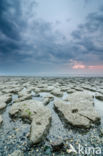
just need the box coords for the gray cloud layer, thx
[0,0,103,74]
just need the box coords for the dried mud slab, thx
[54,92,101,129]
[51,88,63,97]
[0,94,12,110]
[95,93,103,101]
[9,100,51,144]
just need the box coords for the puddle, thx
[12,94,18,102]
[94,98,103,127]
[39,92,52,97]
[31,91,35,96]
[32,92,41,101]
[32,96,41,101]
[47,101,69,142]
[62,92,68,100]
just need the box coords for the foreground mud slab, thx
[54,92,101,129]
[9,100,51,144]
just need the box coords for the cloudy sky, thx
[0,0,103,75]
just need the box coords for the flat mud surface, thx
[0,76,103,156]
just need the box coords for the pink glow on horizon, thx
[88,65,103,70]
[72,65,86,69]
[71,60,103,70]
[72,64,86,69]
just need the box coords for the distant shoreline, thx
[0,75,103,78]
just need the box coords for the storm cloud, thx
[0,0,103,75]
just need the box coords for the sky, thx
[0,0,103,76]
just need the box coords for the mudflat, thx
[0,76,103,155]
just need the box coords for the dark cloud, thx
[0,0,21,40]
[99,5,103,12]
[0,0,103,74]
[71,7,103,64]
[0,0,73,67]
